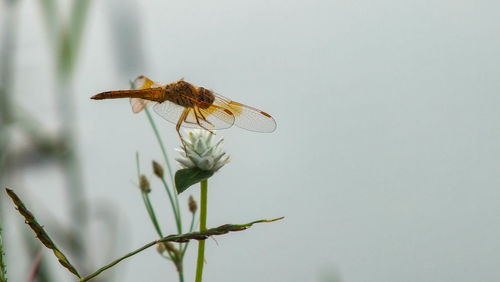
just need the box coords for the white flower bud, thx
[176,129,230,172]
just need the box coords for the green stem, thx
[135,153,177,264]
[144,108,174,183]
[0,225,7,282]
[160,178,182,233]
[181,212,196,258]
[79,216,283,282]
[136,153,163,236]
[144,108,186,274]
[178,265,184,282]
[144,109,181,228]
[142,193,163,237]
[135,152,141,177]
[80,240,158,282]
[195,180,208,282]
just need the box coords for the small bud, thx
[139,175,151,193]
[188,195,197,213]
[152,160,164,178]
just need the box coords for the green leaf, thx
[175,168,214,194]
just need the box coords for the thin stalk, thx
[0,225,6,282]
[80,240,159,282]
[195,179,208,282]
[141,193,163,238]
[144,108,175,183]
[135,152,141,177]
[79,217,282,282]
[178,268,184,282]
[135,153,177,262]
[145,108,185,268]
[136,153,162,237]
[181,212,196,258]
[160,178,182,233]
[144,109,181,219]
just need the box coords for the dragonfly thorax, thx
[165,80,215,109]
[197,87,216,109]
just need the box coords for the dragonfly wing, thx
[130,76,166,113]
[133,75,166,90]
[153,102,235,130]
[212,95,277,133]
[153,101,197,128]
[191,103,235,130]
[130,98,149,113]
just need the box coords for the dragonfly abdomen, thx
[91,88,165,102]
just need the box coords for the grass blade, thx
[5,188,81,278]
[80,217,284,281]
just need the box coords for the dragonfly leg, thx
[196,107,215,128]
[193,106,215,135]
[177,108,191,149]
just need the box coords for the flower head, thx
[188,195,197,213]
[176,129,230,172]
[139,175,151,193]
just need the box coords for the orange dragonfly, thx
[91,76,276,141]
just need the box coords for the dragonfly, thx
[91,76,276,142]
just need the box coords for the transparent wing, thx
[130,76,165,113]
[191,103,235,130]
[130,98,149,113]
[211,93,277,133]
[133,75,166,90]
[153,101,196,127]
[153,101,235,130]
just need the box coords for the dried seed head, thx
[188,195,197,213]
[152,161,164,178]
[156,242,177,254]
[156,242,166,253]
[139,175,151,193]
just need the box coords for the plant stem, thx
[144,109,181,225]
[141,193,163,237]
[181,212,196,258]
[0,225,7,282]
[144,108,174,183]
[135,153,177,263]
[144,108,186,271]
[80,216,283,282]
[160,178,182,233]
[177,265,184,282]
[136,153,163,236]
[195,179,208,282]
[80,240,159,282]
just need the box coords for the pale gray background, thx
[3,0,500,281]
